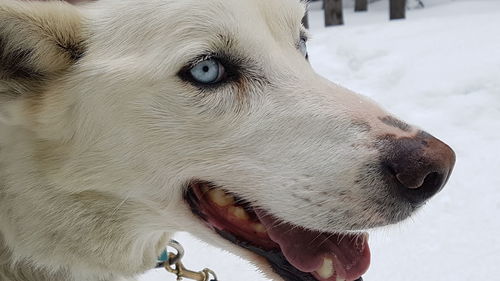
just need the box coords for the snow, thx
[141,1,500,281]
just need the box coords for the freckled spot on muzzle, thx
[378,116,411,132]
[351,120,372,133]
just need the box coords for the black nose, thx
[381,132,456,205]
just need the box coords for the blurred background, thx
[141,0,500,280]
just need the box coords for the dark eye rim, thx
[178,54,240,89]
[298,35,308,59]
[298,29,309,60]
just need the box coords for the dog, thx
[0,0,456,281]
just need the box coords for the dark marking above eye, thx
[379,116,411,132]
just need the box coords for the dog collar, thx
[156,249,169,268]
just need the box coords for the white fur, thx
[0,0,420,280]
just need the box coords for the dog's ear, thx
[0,0,84,102]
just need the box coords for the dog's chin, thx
[184,182,370,281]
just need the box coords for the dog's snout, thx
[381,132,456,205]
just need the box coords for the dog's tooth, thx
[253,223,267,233]
[362,232,369,241]
[208,189,234,207]
[336,278,345,281]
[316,257,335,279]
[230,206,249,220]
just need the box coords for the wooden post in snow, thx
[354,0,368,12]
[390,0,406,20]
[324,0,344,26]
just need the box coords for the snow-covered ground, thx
[141,1,500,281]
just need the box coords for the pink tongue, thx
[255,210,370,281]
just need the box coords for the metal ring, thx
[167,239,185,265]
[203,268,218,281]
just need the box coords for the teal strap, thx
[156,249,169,268]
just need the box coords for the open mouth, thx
[185,182,370,281]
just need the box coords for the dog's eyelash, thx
[188,55,214,68]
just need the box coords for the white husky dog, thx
[0,0,455,281]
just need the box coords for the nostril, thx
[395,172,427,189]
[380,131,455,205]
[395,170,445,190]
[418,172,445,194]
[400,171,446,204]
[421,172,444,191]
[388,165,448,204]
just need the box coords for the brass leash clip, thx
[163,240,218,281]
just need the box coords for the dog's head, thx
[0,0,455,280]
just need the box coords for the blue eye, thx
[189,58,225,84]
[299,38,308,57]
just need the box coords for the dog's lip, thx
[184,182,370,281]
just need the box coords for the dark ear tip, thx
[0,43,45,81]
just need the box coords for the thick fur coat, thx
[0,1,454,281]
